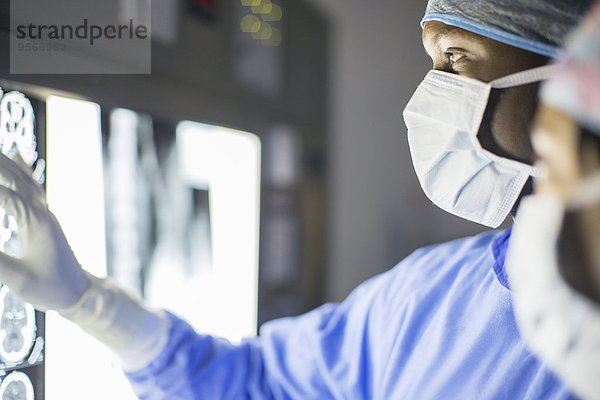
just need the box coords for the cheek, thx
[490,85,539,162]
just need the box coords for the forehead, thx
[422,21,499,55]
[422,21,464,44]
[421,21,543,64]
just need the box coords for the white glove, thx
[0,153,169,372]
[0,152,88,311]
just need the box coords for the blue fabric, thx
[492,226,512,289]
[422,0,595,58]
[126,230,576,399]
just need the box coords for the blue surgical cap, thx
[422,0,595,58]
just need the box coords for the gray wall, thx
[310,0,488,302]
[1,1,328,140]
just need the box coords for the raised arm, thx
[0,153,382,398]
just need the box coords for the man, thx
[0,0,594,398]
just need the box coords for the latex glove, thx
[0,153,169,372]
[0,152,89,311]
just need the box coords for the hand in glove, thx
[0,152,169,372]
[0,153,89,311]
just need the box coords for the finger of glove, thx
[11,153,46,204]
[10,153,32,172]
[0,187,32,289]
[0,249,29,292]
[0,152,45,200]
[0,184,36,228]
[0,152,45,204]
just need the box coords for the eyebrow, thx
[436,26,469,45]
[432,28,450,44]
[430,23,460,42]
[423,24,462,55]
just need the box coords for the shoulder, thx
[335,230,503,324]
[406,229,501,265]
[261,230,506,340]
[385,230,501,285]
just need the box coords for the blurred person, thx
[508,2,600,399]
[0,0,596,399]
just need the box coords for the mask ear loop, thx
[490,65,559,89]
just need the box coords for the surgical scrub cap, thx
[422,0,595,58]
[541,1,600,135]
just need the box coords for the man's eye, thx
[445,52,464,64]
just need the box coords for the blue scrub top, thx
[126,230,576,399]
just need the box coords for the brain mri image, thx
[0,91,37,166]
[0,90,43,255]
[0,287,35,364]
[0,372,33,400]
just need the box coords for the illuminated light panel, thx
[106,109,143,296]
[45,96,137,400]
[150,121,261,343]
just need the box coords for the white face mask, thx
[403,66,556,228]
[506,171,600,400]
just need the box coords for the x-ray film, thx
[0,286,36,365]
[0,92,37,167]
[0,371,34,400]
[0,90,43,255]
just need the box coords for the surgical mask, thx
[403,66,556,228]
[506,170,600,400]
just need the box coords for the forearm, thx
[58,272,171,372]
[57,272,276,399]
[125,312,269,400]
